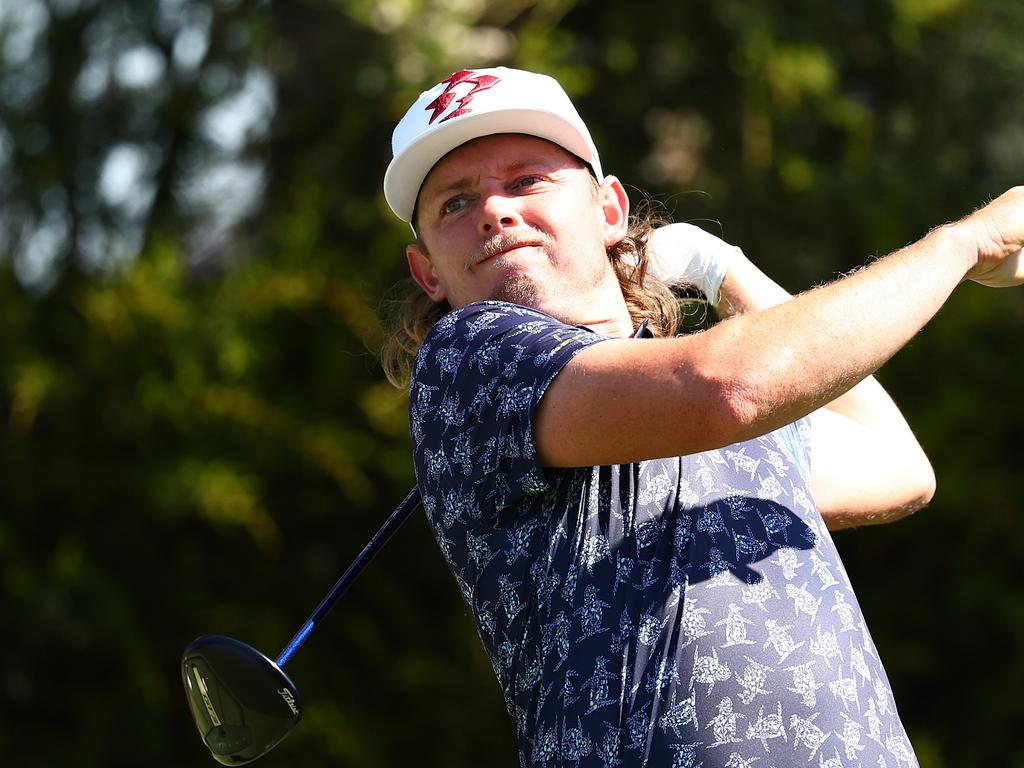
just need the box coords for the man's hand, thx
[960,186,1024,287]
[645,223,739,307]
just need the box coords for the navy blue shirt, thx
[411,301,918,767]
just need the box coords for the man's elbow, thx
[869,453,937,524]
[892,438,937,515]
[709,372,803,448]
[875,467,936,526]
[905,458,937,513]
[818,450,937,531]
[809,396,938,530]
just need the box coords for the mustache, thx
[470,230,552,267]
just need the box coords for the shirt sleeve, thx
[409,301,604,522]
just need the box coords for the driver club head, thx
[182,635,302,765]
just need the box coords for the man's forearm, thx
[713,245,936,528]
[537,190,1023,468]
[715,246,920,436]
[696,222,973,440]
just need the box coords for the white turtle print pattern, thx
[411,302,918,768]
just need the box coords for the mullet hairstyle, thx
[378,201,685,389]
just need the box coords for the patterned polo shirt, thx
[410,300,918,768]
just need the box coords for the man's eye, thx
[442,197,466,215]
[516,176,541,189]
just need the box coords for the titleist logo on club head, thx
[277,687,299,715]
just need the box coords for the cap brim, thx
[383,108,600,223]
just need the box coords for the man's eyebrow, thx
[427,175,475,200]
[503,158,554,175]
[426,159,559,200]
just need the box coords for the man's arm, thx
[713,238,936,530]
[533,187,1024,472]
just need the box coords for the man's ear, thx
[406,242,447,303]
[597,175,630,247]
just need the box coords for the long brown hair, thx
[378,204,686,388]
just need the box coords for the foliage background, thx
[1,0,1022,765]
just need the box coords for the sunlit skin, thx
[405,134,635,338]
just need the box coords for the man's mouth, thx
[474,236,544,266]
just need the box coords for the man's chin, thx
[488,276,542,308]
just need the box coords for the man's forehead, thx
[420,133,587,194]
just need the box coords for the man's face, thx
[405,134,628,316]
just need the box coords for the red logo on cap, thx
[425,70,501,125]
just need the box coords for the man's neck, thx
[534,280,635,338]
[577,313,635,338]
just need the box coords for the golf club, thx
[181,486,421,765]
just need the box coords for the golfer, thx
[380,67,1024,766]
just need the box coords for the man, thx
[380,67,1023,766]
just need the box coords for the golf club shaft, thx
[275,486,421,667]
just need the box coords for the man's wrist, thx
[920,220,980,284]
[645,223,739,307]
[716,250,792,318]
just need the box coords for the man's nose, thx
[478,193,523,235]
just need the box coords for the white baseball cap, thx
[383,67,604,224]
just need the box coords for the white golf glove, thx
[645,223,741,308]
